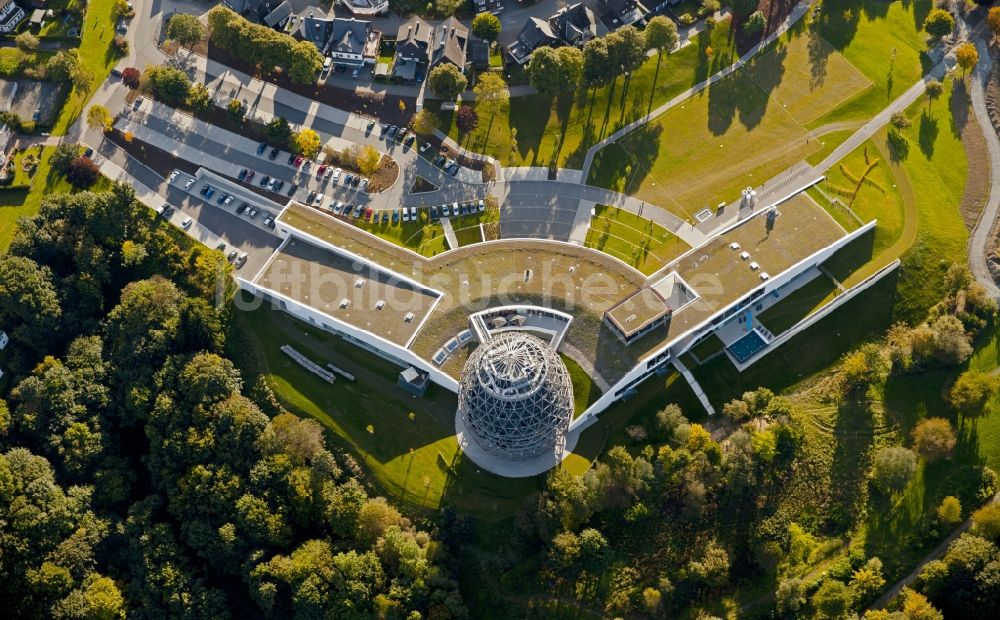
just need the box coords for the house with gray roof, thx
[262,0,292,28]
[393,16,468,82]
[505,2,596,65]
[328,17,380,67]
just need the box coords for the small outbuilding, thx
[397,366,430,396]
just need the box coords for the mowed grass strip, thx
[588,24,870,219]
[52,0,121,135]
[560,353,602,418]
[433,18,737,169]
[584,205,689,274]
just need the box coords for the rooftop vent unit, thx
[355,278,365,288]
[375,300,385,310]
[749,262,759,271]
[740,251,750,260]
[339,298,350,309]
[730,242,740,250]
[404,312,415,322]
[760,272,770,281]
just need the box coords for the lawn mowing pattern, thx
[584,204,689,275]
[559,353,602,418]
[433,18,737,170]
[808,138,907,258]
[52,0,121,135]
[756,272,838,334]
[587,23,871,219]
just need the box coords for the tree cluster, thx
[208,6,323,83]
[0,186,466,619]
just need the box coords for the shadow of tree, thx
[807,29,834,89]
[885,129,910,163]
[918,110,938,157]
[949,77,969,137]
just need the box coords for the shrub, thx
[744,11,766,35]
[872,446,917,494]
[923,9,955,38]
[937,496,962,525]
[972,503,1000,541]
[913,418,957,462]
[66,157,100,188]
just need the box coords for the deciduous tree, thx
[913,418,957,462]
[645,15,679,56]
[356,145,381,176]
[956,41,979,74]
[872,446,917,494]
[295,128,322,158]
[923,9,955,39]
[428,63,468,100]
[472,12,501,42]
[166,13,206,50]
[456,105,478,133]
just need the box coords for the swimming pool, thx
[727,330,768,363]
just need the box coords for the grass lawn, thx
[0,146,87,250]
[453,223,483,247]
[884,76,968,323]
[0,48,54,78]
[809,139,907,258]
[587,25,870,220]
[353,210,450,257]
[757,273,838,334]
[560,353,602,418]
[807,0,935,129]
[432,18,737,170]
[51,0,121,135]
[583,204,689,274]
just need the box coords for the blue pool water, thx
[728,330,767,363]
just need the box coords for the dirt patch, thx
[951,78,991,231]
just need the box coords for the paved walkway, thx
[567,200,595,246]
[967,38,1000,298]
[439,217,459,249]
[579,0,815,180]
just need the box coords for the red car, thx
[293,156,303,167]
[245,170,255,183]
[364,207,373,221]
[317,164,327,176]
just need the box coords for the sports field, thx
[584,205,689,275]
[588,30,872,220]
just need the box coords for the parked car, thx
[380,211,389,224]
[245,170,255,183]
[351,175,361,187]
[452,202,459,216]
[359,178,369,192]
[264,216,275,228]
[402,208,410,222]
[216,193,227,205]
[160,205,174,219]
[420,142,431,153]
[223,195,234,206]
[237,169,247,181]
[404,135,415,148]
[410,207,418,220]
[236,203,248,214]
[344,173,353,185]
[328,167,339,181]
[287,183,297,197]
[184,178,195,190]
[392,210,399,224]
[267,178,278,191]
[293,156,303,168]
[302,160,312,172]
[269,147,279,160]
[317,165,327,176]
[274,180,285,192]
[430,206,439,221]
[333,201,344,214]
[227,249,239,262]
[441,204,450,217]
[248,207,259,218]
[306,191,316,204]
[447,163,459,176]
[204,187,215,199]
[180,217,192,229]
[287,154,297,165]
[260,175,270,187]
[478,199,485,212]
[352,205,364,218]
[311,193,324,206]
[434,155,446,166]
[169,170,180,182]
[132,97,144,110]
[364,207,373,221]
[235,252,248,267]
[200,184,210,195]
[257,142,267,156]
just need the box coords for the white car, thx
[402,209,410,222]
[168,170,179,182]
[478,199,485,212]
[184,178,195,190]
[180,217,192,229]
[223,195,234,206]
[441,204,450,217]
[329,167,340,181]
[419,142,431,153]
[312,193,325,207]
[359,178,369,192]
[452,202,459,216]
[410,206,418,220]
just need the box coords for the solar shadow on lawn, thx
[590,29,872,218]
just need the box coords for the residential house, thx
[599,0,645,27]
[505,2,596,66]
[392,16,468,81]
[262,0,292,29]
[473,0,503,14]
[300,13,336,51]
[327,18,380,67]
[0,0,26,34]
[221,0,267,20]
[470,39,490,69]
[339,0,388,16]
[429,17,468,69]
